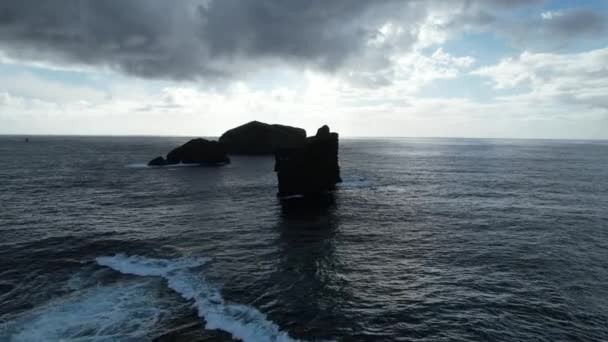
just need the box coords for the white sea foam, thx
[95,254,301,342]
[1,280,167,342]
[96,253,210,277]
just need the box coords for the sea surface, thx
[0,136,607,342]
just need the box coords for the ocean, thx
[0,136,607,341]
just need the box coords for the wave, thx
[1,280,168,342]
[96,254,209,276]
[96,254,301,342]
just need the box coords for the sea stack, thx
[148,138,230,166]
[274,125,341,196]
[219,121,306,154]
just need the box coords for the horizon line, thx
[1,133,606,142]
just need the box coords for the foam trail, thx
[96,254,301,342]
[1,281,166,342]
[96,254,209,276]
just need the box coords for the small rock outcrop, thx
[148,156,167,166]
[148,138,230,166]
[274,125,341,196]
[219,121,306,155]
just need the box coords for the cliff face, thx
[275,125,341,196]
[219,121,306,155]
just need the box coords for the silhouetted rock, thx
[316,125,330,137]
[275,125,341,196]
[219,121,306,154]
[148,138,230,166]
[148,156,167,166]
[166,138,230,164]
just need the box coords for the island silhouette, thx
[148,121,341,196]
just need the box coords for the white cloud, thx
[472,47,608,110]
[389,48,475,91]
[431,48,475,68]
[7,45,605,139]
[541,11,562,20]
[0,72,108,104]
[1,69,606,139]
[0,92,25,107]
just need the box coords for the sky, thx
[0,0,607,138]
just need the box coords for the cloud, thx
[0,0,419,81]
[1,0,590,83]
[473,47,608,110]
[541,11,561,20]
[434,3,606,52]
[0,71,107,103]
[497,8,606,51]
[0,0,606,140]
[539,9,606,39]
[1,59,606,139]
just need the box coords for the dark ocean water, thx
[1,136,607,342]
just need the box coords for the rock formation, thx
[274,125,341,196]
[219,121,306,154]
[148,138,230,166]
[146,122,342,197]
[148,156,167,166]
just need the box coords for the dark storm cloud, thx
[0,0,410,80]
[0,0,603,81]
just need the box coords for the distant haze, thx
[0,1,607,139]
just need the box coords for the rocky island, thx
[275,125,341,196]
[147,121,341,197]
[219,121,306,154]
[148,138,230,166]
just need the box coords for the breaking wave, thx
[96,254,301,342]
[1,280,167,342]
